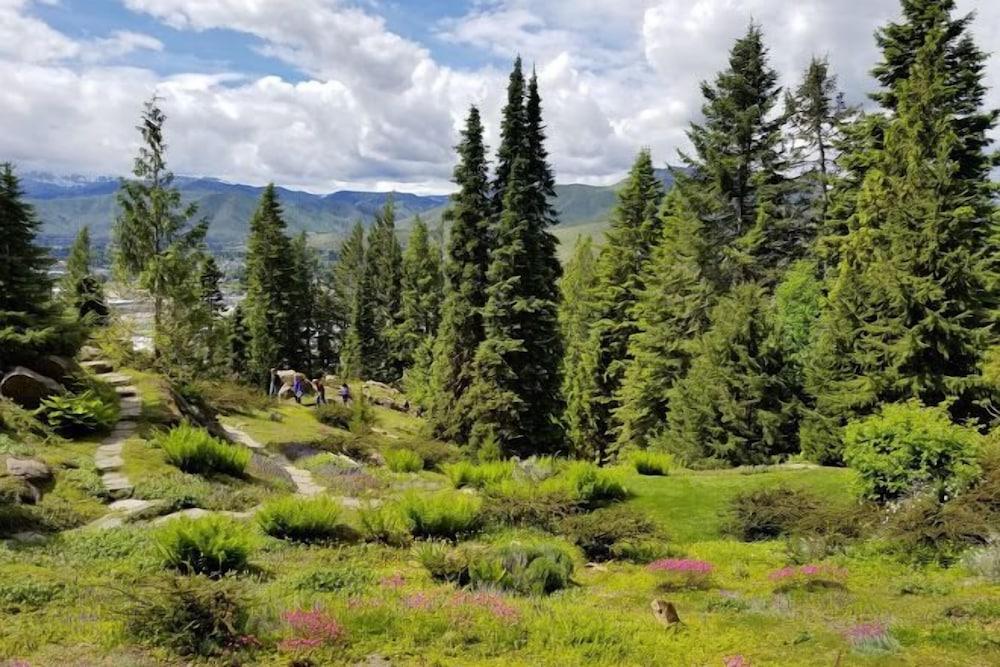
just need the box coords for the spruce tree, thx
[113,96,207,358]
[395,216,442,370]
[559,236,599,458]
[570,149,665,460]
[198,255,225,315]
[63,225,107,322]
[429,106,492,441]
[614,190,713,451]
[228,303,251,379]
[358,200,403,383]
[288,232,317,373]
[242,184,296,384]
[492,56,527,215]
[333,222,365,374]
[667,282,797,466]
[803,29,997,462]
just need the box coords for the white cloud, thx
[0,0,997,193]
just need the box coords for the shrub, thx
[384,448,424,473]
[559,506,667,562]
[724,486,819,541]
[444,460,516,489]
[768,564,848,591]
[396,490,482,540]
[294,566,374,595]
[885,492,995,564]
[35,390,116,435]
[350,394,375,434]
[647,558,713,590]
[155,424,250,477]
[155,515,255,576]
[398,437,460,469]
[417,540,575,595]
[133,470,270,512]
[844,401,982,502]
[183,380,273,416]
[315,402,353,430]
[845,622,900,656]
[413,541,476,584]
[546,462,628,506]
[126,574,251,656]
[257,495,348,542]
[358,503,412,546]
[0,580,64,613]
[480,481,579,530]
[630,451,674,476]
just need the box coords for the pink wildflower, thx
[279,608,345,653]
[844,621,900,654]
[647,558,713,574]
[380,572,406,589]
[403,592,437,610]
[768,564,848,588]
[448,591,520,623]
[724,655,751,667]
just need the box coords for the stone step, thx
[95,455,124,471]
[82,360,113,374]
[96,372,132,387]
[102,473,133,499]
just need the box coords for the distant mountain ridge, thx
[24,168,675,248]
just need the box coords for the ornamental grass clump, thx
[155,424,250,477]
[155,515,255,577]
[768,564,848,592]
[396,490,482,540]
[384,448,423,473]
[256,495,348,542]
[845,622,900,655]
[443,460,516,489]
[630,451,675,476]
[647,558,713,590]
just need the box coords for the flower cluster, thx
[769,564,848,590]
[403,592,437,610]
[647,558,714,590]
[448,591,520,623]
[379,572,406,589]
[845,622,900,655]
[279,608,345,653]
[723,655,751,667]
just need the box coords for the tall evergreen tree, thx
[570,149,665,460]
[559,236,599,458]
[803,28,997,463]
[113,96,207,358]
[242,184,296,384]
[429,106,493,441]
[198,255,225,315]
[395,216,442,369]
[334,222,366,375]
[289,232,317,373]
[62,225,107,322]
[358,200,403,383]
[614,190,713,451]
[228,303,251,379]
[492,56,527,214]
[667,282,797,466]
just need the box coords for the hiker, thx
[292,374,304,404]
[268,368,279,397]
[313,377,327,406]
[338,383,351,404]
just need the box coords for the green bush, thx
[480,480,579,530]
[400,437,461,469]
[444,460,516,489]
[315,402,353,430]
[416,539,575,595]
[181,379,273,416]
[629,451,674,476]
[396,490,482,540]
[126,574,251,656]
[155,515,255,576]
[358,503,412,546]
[384,448,424,473]
[35,390,116,435]
[0,580,64,613]
[294,565,374,594]
[350,394,375,434]
[155,424,250,477]
[844,401,982,502]
[725,486,820,541]
[413,541,477,584]
[559,506,666,562]
[884,492,995,564]
[133,470,271,512]
[545,462,628,506]
[256,495,348,542]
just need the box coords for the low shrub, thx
[384,448,424,473]
[155,424,250,477]
[257,495,349,542]
[768,564,848,592]
[350,394,376,434]
[126,574,251,657]
[400,437,461,470]
[559,506,666,562]
[480,481,579,531]
[647,558,713,590]
[155,515,255,576]
[444,460,516,489]
[133,470,271,512]
[724,485,819,541]
[315,402,353,430]
[545,462,628,506]
[396,490,482,540]
[35,390,116,435]
[413,541,478,584]
[883,492,995,564]
[182,379,273,416]
[358,503,412,546]
[0,580,65,613]
[844,401,982,502]
[629,451,674,476]
[294,566,374,594]
[845,622,900,656]
[416,539,575,595]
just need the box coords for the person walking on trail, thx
[268,368,279,397]
[292,374,304,404]
[313,377,327,406]
[338,383,351,404]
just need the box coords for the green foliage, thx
[395,216,443,370]
[294,565,374,594]
[350,393,375,434]
[398,437,460,469]
[395,490,482,540]
[357,503,411,546]
[559,506,666,562]
[133,469,272,512]
[154,515,255,576]
[480,481,578,530]
[315,402,353,430]
[62,225,107,322]
[0,580,64,613]
[724,486,821,541]
[334,223,366,377]
[546,461,628,506]
[843,402,982,502]
[35,390,117,435]
[384,448,423,473]
[357,200,404,383]
[182,379,273,416]
[443,460,516,488]
[416,539,575,596]
[155,424,250,477]
[256,495,347,542]
[629,451,674,476]
[126,574,251,656]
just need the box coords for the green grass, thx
[626,465,856,543]
[220,403,335,447]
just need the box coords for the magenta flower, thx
[724,655,750,667]
[647,558,713,574]
[768,564,848,590]
[844,621,900,654]
[448,591,520,623]
[403,592,437,610]
[279,608,345,653]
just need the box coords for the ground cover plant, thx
[155,423,251,477]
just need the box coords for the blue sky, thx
[0,0,997,193]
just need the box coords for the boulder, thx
[78,345,102,362]
[6,457,53,483]
[25,355,75,383]
[0,367,64,408]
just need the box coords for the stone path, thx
[91,362,142,499]
[221,424,324,496]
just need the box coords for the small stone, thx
[81,360,114,374]
[6,457,53,482]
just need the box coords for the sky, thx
[0,0,998,194]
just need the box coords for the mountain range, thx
[24,169,675,251]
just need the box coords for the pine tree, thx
[492,56,527,215]
[429,106,492,441]
[559,235,599,458]
[243,184,296,384]
[395,216,442,370]
[228,303,251,379]
[198,255,225,315]
[678,22,784,291]
[113,96,208,358]
[614,190,713,451]
[357,200,403,383]
[333,222,366,375]
[570,149,665,460]
[803,29,997,463]
[62,225,107,322]
[667,282,797,466]
[289,232,317,373]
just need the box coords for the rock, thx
[0,475,41,504]
[9,531,48,545]
[651,600,682,628]
[79,345,102,362]
[26,355,74,383]
[81,359,114,374]
[0,367,64,408]
[6,457,53,483]
[96,372,131,387]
